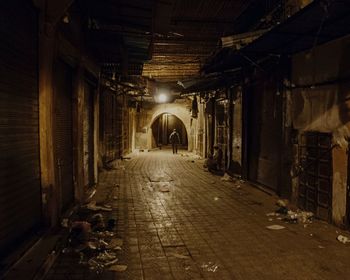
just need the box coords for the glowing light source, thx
[158,93,168,103]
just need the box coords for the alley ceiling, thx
[79,0,251,85]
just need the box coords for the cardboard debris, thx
[86,201,112,212]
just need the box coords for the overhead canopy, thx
[244,0,350,55]
[204,0,350,73]
[179,70,241,94]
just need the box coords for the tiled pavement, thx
[45,150,350,280]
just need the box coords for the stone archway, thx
[146,103,193,151]
[150,113,188,148]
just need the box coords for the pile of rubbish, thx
[61,202,127,274]
[337,234,350,244]
[266,199,314,225]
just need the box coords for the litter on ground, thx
[337,235,350,244]
[221,173,234,182]
[266,225,285,230]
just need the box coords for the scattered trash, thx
[85,201,113,212]
[214,197,219,201]
[284,210,313,224]
[221,173,234,182]
[266,225,285,230]
[201,262,219,272]
[106,238,123,249]
[108,264,128,272]
[318,245,325,249]
[276,199,289,207]
[337,235,350,244]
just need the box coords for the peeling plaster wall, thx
[134,99,192,151]
[291,35,350,225]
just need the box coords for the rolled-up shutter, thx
[0,0,41,259]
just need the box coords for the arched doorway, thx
[151,113,188,149]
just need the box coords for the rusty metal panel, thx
[0,0,41,258]
[298,132,333,221]
[54,60,74,211]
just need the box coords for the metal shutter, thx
[0,1,41,258]
[54,59,74,212]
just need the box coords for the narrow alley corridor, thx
[2,1,350,279]
[45,151,350,280]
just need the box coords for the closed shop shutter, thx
[54,60,74,211]
[246,80,282,191]
[0,1,41,258]
[101,90,117,163]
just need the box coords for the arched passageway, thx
[151,113,188,149]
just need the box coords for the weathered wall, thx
[291,35,350,225]
[36,0,100,225]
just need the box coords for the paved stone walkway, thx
[46,150,350,280]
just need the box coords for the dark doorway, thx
[151,113,188,148]
[245,79,282,192]
[54,59,74,212]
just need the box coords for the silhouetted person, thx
[169,129,180,154]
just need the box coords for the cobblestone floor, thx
[46,150,350,280]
